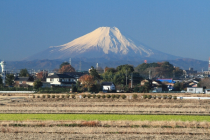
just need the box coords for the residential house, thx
[173,78,183,83]
[14,77,34,87]
[46,74,76,87]
[102,82,116,92]
[157,78,175,91]
[205,89,210,94]
[141,79,152,86]
[152,80,162,87]
[187,87,203,94]
[63,72,88,81]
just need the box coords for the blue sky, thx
[0,0,210,61]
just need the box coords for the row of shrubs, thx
[0,87,34,91]
[81,94,127,99]
[141,95,177,100]
[33,94,75,99]
[38,87,70,93]
[32,94,127,99]
[33,94,177,100]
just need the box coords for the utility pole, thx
[69,58,71,65]
[126,69,127,86]
[149,69,151,80]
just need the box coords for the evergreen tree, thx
[6,74,14,86]
[59,65,75,73]
[60,62,70,68]
[90,66,100,80]
[33,80,43,89]
[0,76,3,87]
[72,86,77,92]
[19,68,29,77]
[89,84,97,92]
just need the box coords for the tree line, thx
[0,61,186,92]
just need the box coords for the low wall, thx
[178,97,210,100]
[0,91,36,93]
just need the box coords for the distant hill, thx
[4,58,208,72]
[167,58,208,71]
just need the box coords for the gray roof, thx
[61,81,76,84]
[63,72,87,77]
[47,74,74,79]
[101,82,114,86]
[14,77,33,81]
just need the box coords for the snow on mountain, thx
[26,26,179,61]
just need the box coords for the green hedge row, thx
[33,94,178,100]
[0,87,34,91]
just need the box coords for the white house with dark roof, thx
[46,74,76,87]
[101,82,116,91]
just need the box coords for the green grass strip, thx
[0,114,210,122]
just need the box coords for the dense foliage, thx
[33,80,43,89]
[102,64,135,85]
[0,87,33,91]
[198,78,210,89]
[59,65,75,73]
[0,76,2,87]
[38,87,70,93]
[173,81,184,91]
[135,61,183,78]
[19,68,29,77]
[36,71,48,81]
[79,74,95,89]
[6,74,14,86]
[89,66,100,80]
[59,62,70,68]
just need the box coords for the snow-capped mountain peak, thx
[26,26,179,61]
[49,27,153,57]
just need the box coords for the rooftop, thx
[47,74,74,79]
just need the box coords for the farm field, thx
[1,120,210,139]
[0,114,210,122]
[1,96,210,115]
[1,93,210,139]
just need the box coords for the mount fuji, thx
[26,27,180,61]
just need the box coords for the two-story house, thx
[46,74,76,87]
[14,76,34,87]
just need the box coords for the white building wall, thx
[154,87,162,92]
[187,87,203,93]
[46,78,61,85]
[103,84,115,91]
[205,89,210,94]
[26,82,34,86]
[103,85,111,90]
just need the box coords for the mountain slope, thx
[26,27,180,61]
[6,58,208,72]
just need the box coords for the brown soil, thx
[1,98,210,115]
[1,133,209,140]
[1,120,210,129]
[0,126,210,140]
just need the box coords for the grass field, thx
[0,114,210,122]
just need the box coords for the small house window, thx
[189,89,193,91]
[50,78,54,81]
[19,81,22,84]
